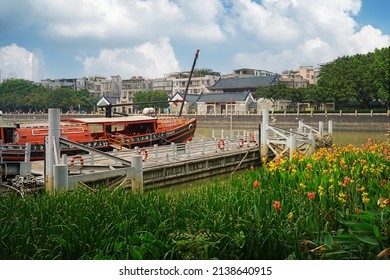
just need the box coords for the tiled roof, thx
[197,92,250,102]
[97,96,120,106]
[172,93,202,104]
[208,75,278,90]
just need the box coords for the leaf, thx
[373,226,381,239]
[355,235,379,246]
[130,248,143,260]
[324,234,333,249]
[377,247,390,258]
[341,221,373,230]
[233,231,246,248]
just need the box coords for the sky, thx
[0,0,389,82]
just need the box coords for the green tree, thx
[133,90,169,110]
[372,47,390,108]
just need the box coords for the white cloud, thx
[27,0,226,43]
[228,0,389,72]
[0,44,44,81]
[0,0,389,78]
[79,37,180,78]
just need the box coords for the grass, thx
[0,139,389,260]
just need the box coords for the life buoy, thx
[218,139,225,150]
[138,148,148,161]
[239,138,244,147]
[70,155,84,166]
[189,124,194,130]
[249,133,255,142]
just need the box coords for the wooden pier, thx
[1,109,333,194]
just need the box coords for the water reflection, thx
[195,127,389,146]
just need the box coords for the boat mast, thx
[178,49,200,117]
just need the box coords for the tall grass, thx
[0,139,389,259]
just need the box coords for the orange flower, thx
[253,180,260,188]
[306,173,311,180]
[343,177,351,186]
[305,163,312,170]
[307,191,315,201]
[273,201,281,212]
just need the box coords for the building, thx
[208,75,279,93]
[165,69,221,96]
[224,68,277,78]
[119,76,153,114]
[169,91,257,115]
[151,78,173,96]
[41,78,88,90]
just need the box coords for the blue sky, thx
[0,0,389,82]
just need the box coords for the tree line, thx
[0,79,98,113]
[254,47,390,110]
[1,47,388,113]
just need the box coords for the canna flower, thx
[362,192,370,204]
[343,177,352,186]
[362,196,370,204]
[338,192,347,204]
[307,191,315,201]
[377,198,390,209]
[318,186,325,197]
[273,201,281,212]
[253,180,260,188]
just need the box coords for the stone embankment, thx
[2,111,389,131]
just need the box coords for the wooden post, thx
[53,164,68,191]
[260,109,269,161]
[24,143,31,162]
[45,108,60,193]
[154,144,158,161]
[307,133,316,155]
[288,135,297,160]
[131,155,143,193]
[298,120,303,133]
[318,121,324,140]
[328,120,333,140]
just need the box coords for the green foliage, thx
[133,90,169,110]
[0,140,388,260]
[0,79,98,113]
[317,47,389,109]
[255,47,389,110]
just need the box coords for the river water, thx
[195,127,389,146]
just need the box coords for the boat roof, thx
[63,115,157,124]
[0,119,16,128]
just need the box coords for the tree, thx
[372,47,390,108]
[133,90,169,110]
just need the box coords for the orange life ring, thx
[218,139,225,150]
[239,138,244,147]
[138,148,148,161]
[70,155,84,166]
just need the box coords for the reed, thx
[0,139,389,260]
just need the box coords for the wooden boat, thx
[0,115,197,161]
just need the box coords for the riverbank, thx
[194,113,390,131]
[2,112,388,131]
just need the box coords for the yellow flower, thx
[288,212,294,220]
[338,192,347,203]
[362,197,370,204]
[318,186,325,197]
